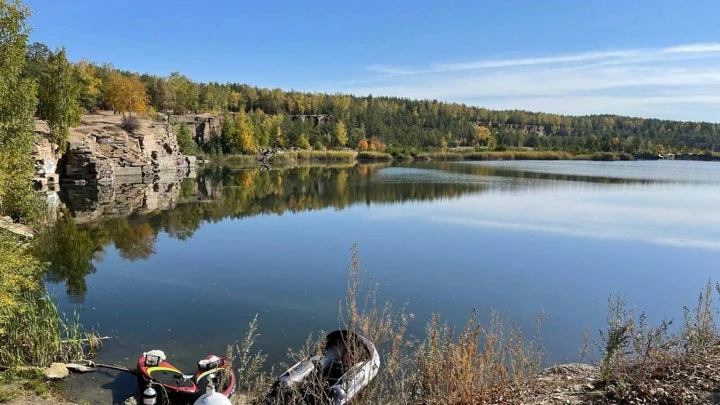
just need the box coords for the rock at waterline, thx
[45,363,69,380]
[122,397,138,405]
[0,216,34,239]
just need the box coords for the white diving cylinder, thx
[193,373,231,405]
[142,384,157,405]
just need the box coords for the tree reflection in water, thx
[38,161,661,302]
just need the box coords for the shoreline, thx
[207,150,720,167]
[13,355,720,405]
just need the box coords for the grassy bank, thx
[296,150,356,162]
[0,228,100,404]
[428,150,634,161]
[268,150,356,165]
[574,151,635,161]
[215,151,358,166]
[0,230,100,368]
[209,150,639,169]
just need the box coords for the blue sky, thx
[24,0,720,122]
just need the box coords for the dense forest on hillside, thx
[24,42,720,156]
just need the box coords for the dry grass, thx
[428,152,465,160]
[267,153,296,166]
[119,115,141,133]
[220,257,720,405]
[248,244,546,405]
[223,315,273,404]
[592,280,720,404]
[412,309,545,405]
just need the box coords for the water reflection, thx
[38,160,720,404]
[41,163,486,300]
[41,161,720,303]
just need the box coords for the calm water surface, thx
[45,160,720,403]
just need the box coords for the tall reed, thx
[0,293,100,367]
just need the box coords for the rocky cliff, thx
[169,113,223,144]
[59,112,191,184]
[32,121,61,190]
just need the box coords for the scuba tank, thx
[142,383,157,405]
[193,374,231,405]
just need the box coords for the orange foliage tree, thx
[368,138,386,151]
[357,139,369,151]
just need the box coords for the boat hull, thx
[136,353,236,403]
[266,330,380,405]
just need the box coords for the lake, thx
[45,160,720,403]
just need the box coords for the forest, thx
[22,42,720,157]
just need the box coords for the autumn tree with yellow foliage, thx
[104,72,148,116]
[335,120,348,147]
[74,59,103,110]
[473,125,493,147]
[268,115,285,148]
[234,110,257,154]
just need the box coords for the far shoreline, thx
[206,149,720,168]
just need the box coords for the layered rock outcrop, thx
[32,121,61,191]
[62,112,191,184]
[169,113,223,144]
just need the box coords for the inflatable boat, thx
[136,350,236,404]
[266,330,380,405]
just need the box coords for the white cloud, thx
[333,43,720,122]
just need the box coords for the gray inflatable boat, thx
[266,330,380,405]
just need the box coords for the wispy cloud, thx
[334,43,720,122]
[367,50,642,76]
